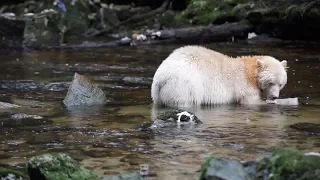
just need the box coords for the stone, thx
[200,157,250,180]
[11,113,43,120]
[0,167,26,180]
[149,109,202,129]
[200,149,320,180]
[254,149,320,180]
[290,123,320,135]
[122,77,152,86]
[0,102,20,108]
[101,172,142,180]
[22,10,70,48]
[63,73,106,107]
[27,153,99,180]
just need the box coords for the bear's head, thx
[257,56,287,100]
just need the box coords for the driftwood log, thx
[161,20,253,43]
[44,20,253,50]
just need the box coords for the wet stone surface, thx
[290,123,320,136]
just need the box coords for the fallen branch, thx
[88,0,170,37]
[36,20,253,50]
[156,20,253,43]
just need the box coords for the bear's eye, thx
[269,83,275,86]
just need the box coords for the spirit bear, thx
[151,46,287,105]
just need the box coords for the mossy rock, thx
[156,109,201,124]
[200,149,320,180]
[199,156,250,180]
[22,10,70,48]
[0,167,27,180]
[27,153,99,180]
[256,149,320,180]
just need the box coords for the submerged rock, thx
[0,167,26,180]
[63,73,106,107]
[290,123,320,135]
[122,77,152,86]
[200,157,250,180]
[27,153,99,180]
[200,149,320,180]
[0,102,20,108]
[149,109,202,129]
[11,113,43,120]
[101,172,142,180]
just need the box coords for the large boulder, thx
[63,73,107,107]
[27,153,99,180]
[200,157,250,180]
[200,149,320,180]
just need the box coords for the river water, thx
[0,42,319,179]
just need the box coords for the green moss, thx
[0,167,27,179]
[28,153,100,180]
[257,149,320,180]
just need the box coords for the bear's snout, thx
[269,95,278,100]
[266,85,280,100]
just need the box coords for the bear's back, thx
[171,46,227,64]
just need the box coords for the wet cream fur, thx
[151,46,287,105]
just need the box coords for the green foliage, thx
[257,149,320,180]
[173,0,239,26]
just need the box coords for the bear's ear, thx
[257,59,265,69]
[281,60,287,68]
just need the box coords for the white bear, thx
[151,46,287,105]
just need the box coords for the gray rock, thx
[22,10,69,48]
[290,123,320,135]
[101,172,142,180]
[201,157,250,180]
[146,109,202,130]
[63,73,106,107]
[0,102,20,108]
[11,113,43,120]
[122,77,152,86]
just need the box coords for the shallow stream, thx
[0,42,319,179]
